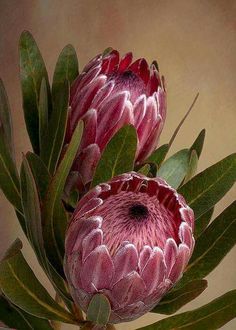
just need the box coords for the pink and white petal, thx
[66,252,83,288]
[147,65,161,95]
[129,58,150,84]
[101,51,119,74]
[139,245,152,271]
[113,243,138,284]
[111,271,146,307]
[80,245,114,292]
[75,65,101,92]
[83,54,102,73]
[91,81,114,109]
[143,278,172,306]
[77,144,101,185]
[79,109,97,150]
[133,95,147,128]
[75,197,103,218]
[180,206,195,230]
[141,247,166,295]
[168,243,190,283]
[118,52,133,72]
[82,228,103,261]
[179,222,194,251]
[164,238,178,277]
[112,301,146,322]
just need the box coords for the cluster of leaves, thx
[0,31,236,329]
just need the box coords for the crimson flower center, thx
[129,203,149,221]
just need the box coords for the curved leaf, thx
[87,294,111,326]
[19,31,51,153]
[145,144,169,167]
[190,129,206,158]
[183,149,198,184]
[137,290,236,330]
[92,125,137,187]
[179,153,236,219]
[39,78,48,151]
[194,207,214,238]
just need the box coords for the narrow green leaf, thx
[152,280,207,315]
[157,149,190,189]
[0,242,76,324]
[183,149,198,184]
[145,144,169,167]
[0,79,14,157]
[190,129,206,158]
[179,154,236,219]
[0,295,53,330]
[41,80,69,174]
[20,157,47,270]
[19,31,51,154]
[39,78,48,151]
[87,294,111,326]
[92,125,137,187]
[138,164,150,176]
[137,290,236,330]
[194,207,214,238]
[52,44,79,99]
[42,122,83,274]
[180,201,236,285]
[0,131,22,214]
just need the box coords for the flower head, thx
[66,50,166,187]
[64,172,195,323]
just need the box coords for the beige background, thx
[0,0,236,329]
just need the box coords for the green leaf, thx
[145,144,169,167]
[2,239,23,261]
[41,80,69,174]
[190,129,206,158]
[138,164,150,176]
[183,149,198,184]
[19,31,51,154]
[152,280,207,315]
[0,242,76,324]
[180,201,236,285]
[0,79,14,157]
[20,157,47,271]
[137,290,236,330]
[194,207,214,238]
[38,78,48,151]
[42,121,83,274]
[52,44,79,99]
[157,149,190,189]
[92,125,137,187]
[0,294,53,330]
[87,294,111,326]
[0,131,22,214]
[179,154,236,219]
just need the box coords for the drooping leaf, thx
[179,153,236,219]
[138,164,151,176]
[42,121,83,274]
[194,207,214,238]
[180,201,236,286]
[87,294,111,326]
[0,242,76,324]
[41,80,69,174]
[157,149,190,189]
[168,93,199,148]
[152,280,207,315]
[52,44,79,100]
[19,31,51,154]
[92,125,137,187]
[0,294,53,330]
[183,149,198,184]
[0,131,22,215]
[38,78,48,151]
[190,129,206,158]
[20,157,47,271]
[145,144,169,168]
[137,290,236,330]
[0,79,14,157]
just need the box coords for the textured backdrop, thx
[0,0,236,329]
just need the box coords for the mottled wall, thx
[0,0,236,329]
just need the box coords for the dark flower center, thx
[129,203,149,221]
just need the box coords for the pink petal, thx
[79,109,97,150]
[82,228,103,261]
[139,245,152,271]
[80,245,114,292]
[101,51,119,74]
[76,197,103,218]
[118,52,133,72]
[180,206,195,230]
[91,81,114,109]
[133,95,146,128]
[164,238,178,277]
[168,243,190,283]
[141,247,166,295]
[111,271,146,306]
[75,65,101,92]
[113,243,138,284]
[147,64,161,95]
[111,301,146,322]
[179,222,194,251]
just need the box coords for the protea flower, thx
[66,50,166,187]
[64,172,195,323]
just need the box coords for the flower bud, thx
[67,50,166,187]
[64,172,195,323]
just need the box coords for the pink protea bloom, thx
[66,50,166,187]
[64,172,195,323]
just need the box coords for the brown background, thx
[0,0,236,329]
